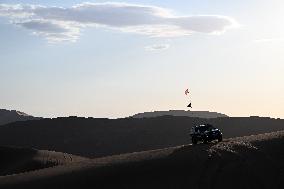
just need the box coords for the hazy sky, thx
[0,0,283,118]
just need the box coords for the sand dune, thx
[0,146,88,177]
[0,116,283,158]
[131,110,228,118]
[0,131,283,189]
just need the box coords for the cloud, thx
[16,20,81,42]
[145,44,170,51]
[0,2,239,42]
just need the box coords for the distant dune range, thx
[0,112,283,158]
[0,109,41,126]
[0,131,283,189]
[131,110,228,118]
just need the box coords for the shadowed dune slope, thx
[0,146,88,176]
[0,116,283,158]
[0,131,283,189]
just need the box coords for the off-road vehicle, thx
[190,124,222,144]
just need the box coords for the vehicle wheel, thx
[192,137,197,144]
[218,136,223,142]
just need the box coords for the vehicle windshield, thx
[196,125,215,132]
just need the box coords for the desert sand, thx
[0,131,283,189]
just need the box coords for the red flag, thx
[185,89,189,95]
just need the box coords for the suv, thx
[190,124,222,144]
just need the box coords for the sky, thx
[0,0,283,118]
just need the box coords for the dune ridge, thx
[0,146,88,177]
[0,130,283,189]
